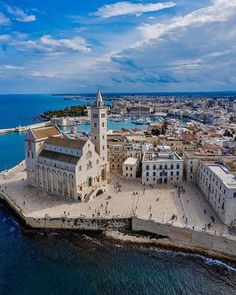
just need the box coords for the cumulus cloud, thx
[136,0,236,46]
[3,65,24,70]
[0,34,10,41]
[0,12,10,25]
[93,1,176,18]
[13,35,91,54]
[5,4,36,22]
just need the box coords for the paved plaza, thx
[0,164,230,236]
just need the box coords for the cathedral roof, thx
[39,150,80,164]
[45,136,87,150]
[32,126,61,140]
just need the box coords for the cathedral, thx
[24,90,109,201]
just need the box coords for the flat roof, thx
[143,151,182,162]
[123,157,138,166]
[207,164,236,188]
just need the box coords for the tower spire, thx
[96,88,103,107]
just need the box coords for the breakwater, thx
[0,121,51,134]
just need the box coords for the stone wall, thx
[132,217,236,258]
[25,216,131,231]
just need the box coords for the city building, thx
[197,160,236,225]
[123,157,140,179]
[142,146,183,185]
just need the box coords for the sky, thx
[0,0,236,93]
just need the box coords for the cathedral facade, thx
[25,90,109,201]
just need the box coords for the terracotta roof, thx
[45,136,86,149]
[39,150,80,164]
[32,126,61,139]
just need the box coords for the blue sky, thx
[0,0,236,93]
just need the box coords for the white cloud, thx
[0,12,10,25]
[136,0,236,46]
[5,4,36,22]
[3,65,24,70]
[12,34,91,54]
[0,34,10,41]
[93,1,176,18]
[40,35,91,53]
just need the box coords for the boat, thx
[146,117,151,124]
[133,118,145,125]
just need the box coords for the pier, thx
[0,121,51,134]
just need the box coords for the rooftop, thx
[32,126,61,140]
[207,164,236,188]
[123,157,139,166]
[39,150,80,165]
[45,137,87,150]
[143,150,182,162]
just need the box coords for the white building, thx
[123,157,139,179]
[142,146,183,185]
[25,90,109,201]
[197,161,236,225]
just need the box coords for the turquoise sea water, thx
[0,94,236,295]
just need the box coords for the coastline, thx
[104,230,236,265]
[1,188,236,265]
[1,195,236,266]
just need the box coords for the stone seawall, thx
[0,192,131,231]
[132,217,236,259]
[25,216,131,231]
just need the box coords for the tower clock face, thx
[86,151,92,159]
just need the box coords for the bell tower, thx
[91,89,107,165]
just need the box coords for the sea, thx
[0,94,236,295]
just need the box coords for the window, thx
[176,171,179,176]
[160,165,162,170]
[93,114,98,118]
[126,167,128,170]
[164,164,167,170]
[153,165,156,170]
[153,172,156,176]
[130,167,132,171]
[146,172,149,177]
[94,123,97,128]
[176,164,180,169]
[102,122,105,127]
[101,114,105,118]
[146,165,149,170]
[170,171,173,176]
[234,193,236,198]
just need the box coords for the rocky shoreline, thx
[104,230,236,265]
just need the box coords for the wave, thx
[142,246,236,273]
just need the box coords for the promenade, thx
[0,163,228,237]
